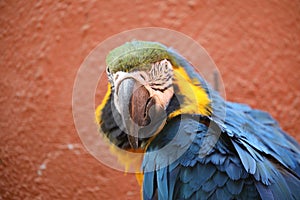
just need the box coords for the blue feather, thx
[168,166,180,200]
[180,180,196,199]
[212,171,228,187]
[216,187,232,200]
[201,178,217,192]
[192,189,209,200]
[267,172,293,200]
[225,161,243,180]
[157,167,168,200]
[179,167,194,183]
[248,109,278,125]
[232,141,257,174]
[143,171,155,200]
[255,182,274,200]
[209,152,227,165]
[189,163,216,190]
[282,171,300,199]
[253,159,277,185]
[226,179,244,195]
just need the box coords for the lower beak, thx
[116,78,166,149]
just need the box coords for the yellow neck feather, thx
[95,83,112,125]
[168,67,211,119]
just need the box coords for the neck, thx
[167,67,212,119]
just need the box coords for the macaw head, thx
[96,41,212,150]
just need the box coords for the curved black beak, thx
[116,78,166,149]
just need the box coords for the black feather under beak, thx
[116,78,166,149]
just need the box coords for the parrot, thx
[95,40,300,200]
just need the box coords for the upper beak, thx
[116,78,166,149]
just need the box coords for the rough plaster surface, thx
[1,0,299,199]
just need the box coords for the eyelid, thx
[106,67,110,74]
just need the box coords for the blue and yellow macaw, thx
[96,41,300,199]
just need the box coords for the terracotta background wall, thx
[1,0,299,199]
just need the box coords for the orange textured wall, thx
[1,1,299,199]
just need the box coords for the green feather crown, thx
[106,41,174,73]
